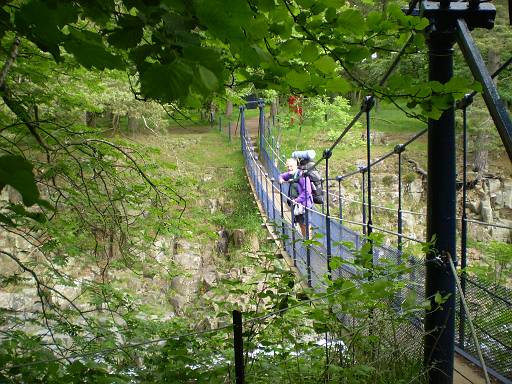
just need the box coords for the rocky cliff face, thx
[0,129,266,341]
[330,172,511,246]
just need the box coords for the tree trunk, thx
[104,109,113,121]
[350,91,361,105]
[127,112,139,133]
[226,100,233,117]
[381,0,388,15]
[472,129,489,176]
[85,111,96,127]
[112,114,120,133]
[270,99,278,127]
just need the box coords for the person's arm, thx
[279,172,291,184]
[295,176,312,205]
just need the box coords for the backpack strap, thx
[303,173,314,205]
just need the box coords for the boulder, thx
[0,291,40,312]
[53,285,81,309]
[480,198,493,223]
[466,200,480,214]
[487,178,501,194]
[171,275,199,301]
[208,198,219,214]
[469,225,491,242]
[169,293,189,312]
[232,229,246,247]
[491,226,511,243]
[249,234,260,252]
[402,212,416,234]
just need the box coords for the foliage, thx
[467,241,512,286]
[303,96,358,140]
[0,0,509,381]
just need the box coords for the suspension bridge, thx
[221,1,512,383]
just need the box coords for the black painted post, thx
[271,177,276,222]
[338,176,344,247]
[324,150,333,276]
[264,173,269,215]
[364,97,374,238]
[279,183,285,240]
[232,310,244,384]
[337,178,343,221]
[424,23,457,384]
[240,106,245,151]
[363,97,374,263]
[258,99,265,160]
[210,111,214,129]
[228,120,232,142]
[361,168,367,236]
[271,136,275,164]
[258,166,263,201]
[219,116,222,132]
[396,145,405,253]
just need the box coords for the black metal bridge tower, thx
[421,1,504,383]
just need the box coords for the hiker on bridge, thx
[279,158,313,238]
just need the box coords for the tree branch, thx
[0,36,20,91]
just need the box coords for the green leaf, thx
[329,256,344,270]
[366,11,382,30]
[15,0,79,60]
[325,7,337,22]
[0,155,39,206]
[301,43,320,62]
[108,27,142,49]
[444,76,481,95]
[8,204,47,223]
[280,39,303,60]
[296,0,316,7]
[247,15,269,39]
[336,9,365,34]
[402,290,417,309]
[64,29,123,70]
[322,0,345,6]
[285,70,310,89]
[79,0,116,24]
[345,46,370,63]
[324,77,351,92]
[0,213,15,227]
[413,16,430,30]
[140,60,194,102]
[107,15,144,49]
[313,55,337,74]
[197,65,219,91]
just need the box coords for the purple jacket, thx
[280,170,314,208]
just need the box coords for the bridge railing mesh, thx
[238,103,512,381]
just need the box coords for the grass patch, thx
[133,125,262,242]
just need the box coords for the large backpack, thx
[299,160,324,204]
[287,171,300,206]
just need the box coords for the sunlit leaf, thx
[314,55,337,74]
